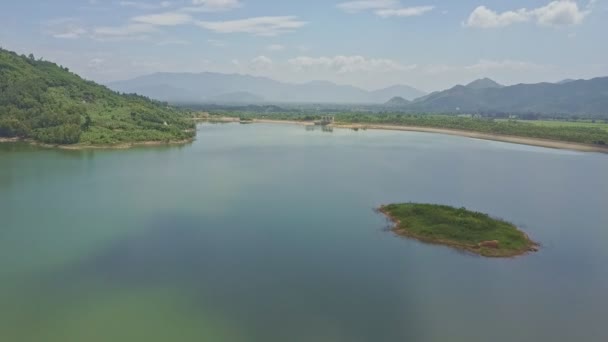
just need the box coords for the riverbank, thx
[204,117,608,154]
[378,204,539,258]
[336,123,608,154]
[0,137,194,150]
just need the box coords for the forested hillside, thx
[0,48,194,145]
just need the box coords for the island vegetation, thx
[0,48,195,146]
[378,203,539,257]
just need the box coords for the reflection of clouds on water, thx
[48,211,427,342]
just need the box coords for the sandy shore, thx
[226,118,608,154]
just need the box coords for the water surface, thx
[1,123,607,341]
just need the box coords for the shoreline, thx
[377,206,539,258]
[4,118,608,153]
[213,117,608,154]
[0,137,194,150]
[334,123,608,154]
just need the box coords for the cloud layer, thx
[197,16,307,36]
[466,0,592,28]
[288,55,416,73]
[337,0,435,18]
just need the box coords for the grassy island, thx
[379,203,539,257]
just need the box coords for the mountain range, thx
[108,71,608,117]
[402,77,608,116]
[107,72,427,104]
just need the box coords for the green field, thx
[514,120,608,132]
[379,203,538,257]
[526,121,608,132]
[208,111,608,147]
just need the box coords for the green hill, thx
[0,48,195,146]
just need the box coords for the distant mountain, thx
[408,77,608,116]
[384,96,410,107]
[207,91,265,103]
[370,85,426,102]
[557,79,576,84]
[108,72,426,104]
[118,84,200,103]
[465,78,503,89]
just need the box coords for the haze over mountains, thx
[107,71,608,117]
[107,72,427,104]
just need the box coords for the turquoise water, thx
[1,123,607,341]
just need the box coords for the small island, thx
[378,203,539,257]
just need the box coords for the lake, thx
[1,123,607,342]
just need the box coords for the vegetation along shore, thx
[202,114,608,154]
[0,48,195,148]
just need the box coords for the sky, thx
[1,0,607,92]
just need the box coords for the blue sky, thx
[1,0,606,91]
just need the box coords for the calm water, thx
[1,123,607,342]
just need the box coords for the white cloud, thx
[465,6,529,28]
[197,16,307,36]
[267,44,285,51]
[534,0,589,26]
[132,12,192,26]
[250,55,274,71]
[184,0,242,12]
[337,0,434,18]
[288,55,415,73]
[465,1,592,28]
[375,6,435,18]
[337,0,399,13]
[119,1,173,10]
[44,19,88,39]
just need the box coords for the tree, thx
[82,114,92,131]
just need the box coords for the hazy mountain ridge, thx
[465,78,504,89]
[207,91,266,103]
[108,72,426,104]
[385,96,410,107]
[108,73,608,116]
[403,77,608,116]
